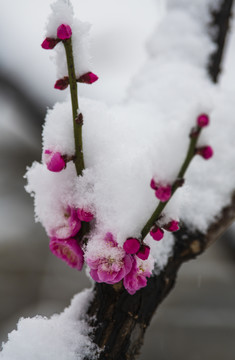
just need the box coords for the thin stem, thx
[63,38,85,176]
[141,127,201,240]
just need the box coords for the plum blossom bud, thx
[155,185,172,202]
[54,77,69,90]
[196,146,213,159]
[136,244,150,260]
[44,150,66,172]
[163,220,179,232]
[150,178,158,190]
[150,226,164,241]
[123,238,140,254]
[41,37,59,49]
[49,237,84,270]
[197,114,209,128]
[77,72,99,84]
[57,24,72,40]
[77,208,94,222]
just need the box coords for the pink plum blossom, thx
[163,220,179,232]
[44,150,66,172]
[86,234,133,284]
[136,244,150,260]
[77,208,94,222]
[54,77,69,90]
[77,72,99,84]
[49,237,84,270]
[196,146,213,159]
[57,24,72,40]
[41,37,59,49]
[123,256,153,295]
[155,185,172,202]
[197,114,209,128]
[50,206,81,239]
[123,238,140,254]
[150,226,164,241]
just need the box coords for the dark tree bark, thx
[84,1,234,359]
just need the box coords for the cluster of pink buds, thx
[150,179,172,202]
[86,233,153,294]
[195,114,213,159]
[123,238,150,260]
[150,220,179,242]
[54,72,99,90]
[41,23,98,90]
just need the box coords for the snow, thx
[0,289,98,360]
[25,0,235,273]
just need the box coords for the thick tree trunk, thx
[84,1,234,359]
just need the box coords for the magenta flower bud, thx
[49,237,84,270]
[77,72,99,84]
[150,178,158,190]
[54,77,69,90]
[150,226,164,241]
[77,208,94,222]
[136,244,150,261]
[44,150,66,172]
[41,37,59,49]
[163,220,179,232]
[123,238,140,254]
[155,185,172,202]
[196,146,213,159]
[197,114,209,128]
[57,24,72,40]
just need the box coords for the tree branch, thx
[208,0,234,82]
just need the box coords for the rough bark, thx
[84,1,234,359]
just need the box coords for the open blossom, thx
[44,150,66,172]
[123,256,154,295]
[49,206,81,239]
[86,233,133,284]
[57,24,72,40]
[49,237,84,270]
[77,208,94,222]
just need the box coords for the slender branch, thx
[63,38,85,176]
[141,128,202,240]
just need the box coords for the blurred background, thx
[0,1,235,359]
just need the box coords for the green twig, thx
[63,38,85,176]
[140,127,202,240]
